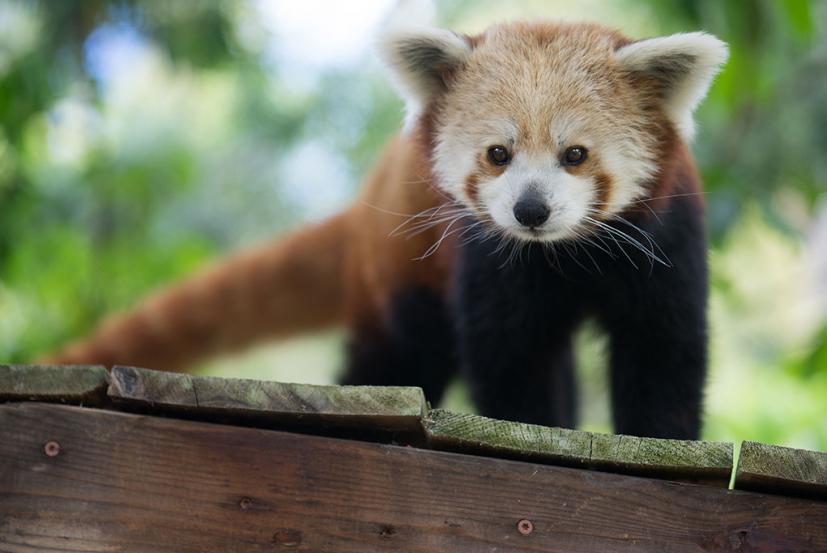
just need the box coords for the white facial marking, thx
[481,152,596,242]
[549,114,656,217]
[385,23,727,244]
[433,133,475,204]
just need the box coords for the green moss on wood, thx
[735,441,827,499]
[0,364,109,405]
[108,366,426,426]
[190,375,425,417]
[110,366,197,406]
[424,409,733,484]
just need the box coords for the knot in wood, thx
[272,529,302,547]
[728,530,748,550]
[378,524,397,538]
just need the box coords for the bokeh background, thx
[1,0,825,449]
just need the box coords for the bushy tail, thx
[39,212,349,372]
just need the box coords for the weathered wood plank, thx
[424,409,733,485]
[734,440,827,499]
[1,403,824,553]
[0,364,108,405]
[108,365,427,437]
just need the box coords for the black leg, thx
[598,201,709,440]
[340,286,457,406]
[548,340,578,428]
[456,239,582,428]
[463,331,578,428]
[606,307,706,439]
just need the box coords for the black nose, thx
[513,196,550,228]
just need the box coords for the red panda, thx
[42,21,727,439]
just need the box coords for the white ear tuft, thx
[378,27,472,128]
[616,32,728,140]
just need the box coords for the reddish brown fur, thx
[41,21,706,372]
[563,150,614,214]
[594,173,614,211]
[464,172,481,205]
[43,213,350,370]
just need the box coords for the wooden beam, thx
[2,403,825,553]
[424,409,733,485]
[734,441,827,499]
[0,364,108,405]
[107,365,427,439]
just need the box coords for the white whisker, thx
[415,214,469,260]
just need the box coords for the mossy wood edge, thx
[0,364,109,405]
[734,441,827,499]
[107,365,428,433]
[7,364,827,498]
[424,409,734,485]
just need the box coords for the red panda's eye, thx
[487,145,511,166]
[563,146,587,166]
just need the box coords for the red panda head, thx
[381,21,727,242]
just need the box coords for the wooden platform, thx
[1,364,826,552]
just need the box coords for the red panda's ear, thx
[379,28,472,125]
[615,32,728,141]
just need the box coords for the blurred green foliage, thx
[0,0,824,449]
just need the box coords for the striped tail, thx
[39,212,350,372]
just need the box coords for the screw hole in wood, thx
[517,519,534,535]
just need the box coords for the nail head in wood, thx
[43,441,60,457]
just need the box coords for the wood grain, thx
[734,440,827,499]
[108,365,427,438]
[424,409,734,485]
[2,403,825,553]
[0,364,108,405]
